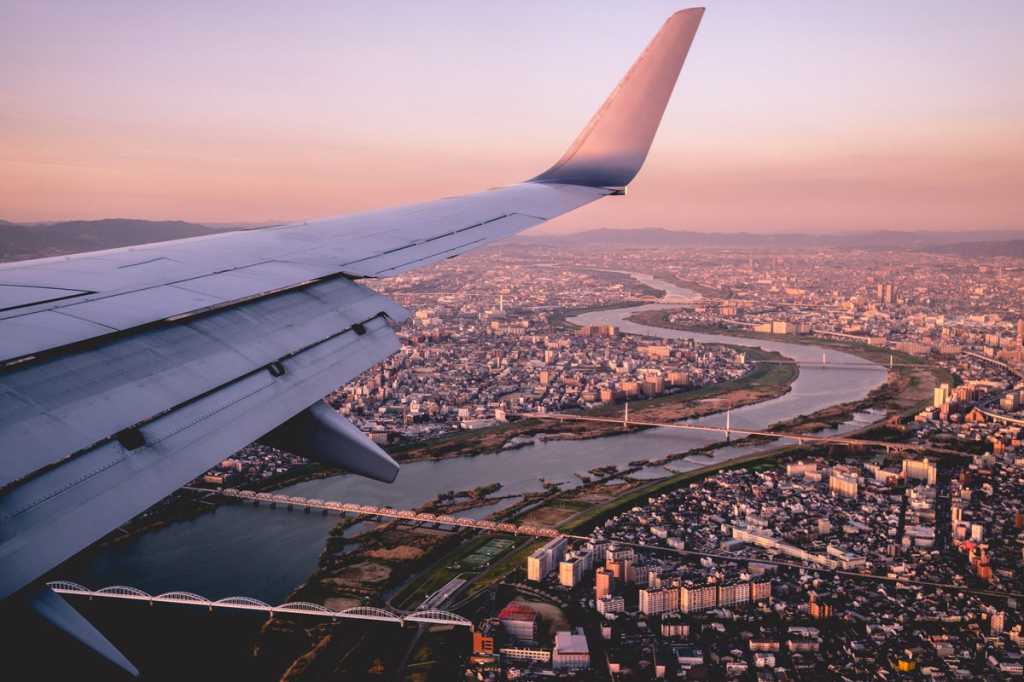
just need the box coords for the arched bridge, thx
[185,487,561,539]
[46,581,472,628]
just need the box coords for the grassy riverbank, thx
[387,344,797,463]
[626,309,952,418]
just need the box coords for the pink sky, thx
[2,1,1022,232]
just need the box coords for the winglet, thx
[28,586,139,677]
[530,8,704,189]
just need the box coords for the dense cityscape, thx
[156,242,1024,681]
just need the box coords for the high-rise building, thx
[933,383,951,408]
[606,546,636,584]
[666,370,689,386]
[558,550,593,588]
[639,587,680,615]
[750,580,772,602]
[527,537,567,582]
[472,620,499,655]
[808,592,834,620]
[642,374,665,396]
[619,380,640,398]
[717,582,750,608]
[786,461,818,477]
[1001,391,1021,411]
[829,466,859,498]
[679,583,718,613]
[596,594,624,615]
[903,458,938,486]
[595,567,614,601]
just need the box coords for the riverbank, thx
[649,271,726,299]
[627,309,950,415]
[386,345,797,462]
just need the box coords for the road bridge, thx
[184,487,562,538]
[963,351,1024,380]
[524,411,963,456]
[46,581,471,627]
[750,360,917,370]
[976,408,1024,427]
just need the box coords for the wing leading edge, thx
[0,9,704,675]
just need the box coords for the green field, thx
[459,537,515,569]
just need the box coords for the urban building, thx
[552,630,590,671]
[498,602,539,643]
[526,536,567,582]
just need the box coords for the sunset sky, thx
[3,1,1022,232]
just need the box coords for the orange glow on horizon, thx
[3,1,1021,232]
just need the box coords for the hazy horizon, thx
[6,218,1024,236]
[4,1,1023,232]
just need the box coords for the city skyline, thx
[3,1,1022,232]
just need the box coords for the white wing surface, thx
[0,10,704,649]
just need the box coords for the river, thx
[67,276,885,604]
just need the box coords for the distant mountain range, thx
[4,220,1024,263]
[528,227,1024,253]
[0,218,234,261]
[921,239,1024,259]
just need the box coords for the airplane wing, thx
[0,8,703,673]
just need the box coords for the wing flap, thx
[0,277,406,487]
[0,314,400,599]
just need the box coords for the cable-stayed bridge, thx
[524,411,963,456]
